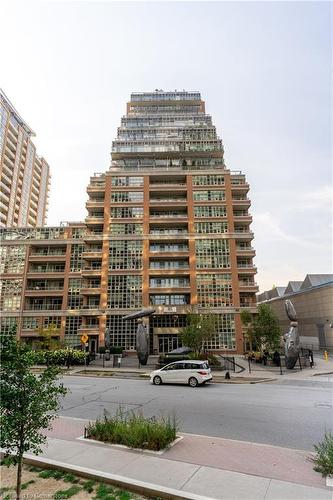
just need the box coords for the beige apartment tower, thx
[0,90,50,228]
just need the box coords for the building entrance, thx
[158,335,181,354]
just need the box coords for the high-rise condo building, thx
[0,90,257,354]
[84,90,257,354]
[0,90,50,228]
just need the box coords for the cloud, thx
[252,211,322,249]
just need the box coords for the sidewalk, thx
[22,416,331,500]
[66,353,333,384]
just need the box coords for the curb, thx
[65,371,275,384]
[22,454,213,500]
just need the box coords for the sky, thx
[0,0,332,292]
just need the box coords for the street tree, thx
[240,309,255,351]
[252,303,281,352]
[0,334,68,500]
[179,313,217,354]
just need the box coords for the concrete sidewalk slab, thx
[265,479,331,500]
[183,466,270,499]
[23,438,332,500]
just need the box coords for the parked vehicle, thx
[157,347,194,367]
[150,360,212,387]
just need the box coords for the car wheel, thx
[153,376,162,385]
[189,377,199,387]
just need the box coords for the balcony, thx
[25,303,62,311]
[85,216,104,225]
[28,266,65,275]
[82,266,102,276]
[239,281,259,292]
[82,250,102,259]
[236,246,256,257]
[80,286,101,295]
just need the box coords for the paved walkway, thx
[66,353,333,385]
[23,416,331,499]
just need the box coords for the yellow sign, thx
[80,334,89,344]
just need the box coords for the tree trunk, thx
[16,456,23,500]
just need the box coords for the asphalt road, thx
[60,376,333,451]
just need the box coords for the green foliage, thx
[94,483,115,499]
[21,480,35,490]
[87,409,177,451]
[252,304,281,351]
[82,479,96,493]
[39,469,64,480]
[32,348,86,366]
[53,485,81,499]
[240,310,256,351]
[188,352,221,366]
[109,346,123,354]
[63,473,79,483]
[0,334,68,498]
[179,313,217,355]
[311,432,333,477]
[35,324,62,351]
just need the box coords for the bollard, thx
[324,350,328,362]
[248,356,252,374]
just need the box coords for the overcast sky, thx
[1,0,332,292]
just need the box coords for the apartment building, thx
[0,90,257,354]
[83,90,257,354]
[0,90,50,228]
[0,224,86,346]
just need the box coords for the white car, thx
[150,360,212,387]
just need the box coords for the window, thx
[111,176,144,187]
[70,245,84,272]
[110,223,143,235]
[194,206,227,218]
[111,207,143,219]
[196,274,233,307]
[195,222,228,234]
[193,190,225,201]
[0,245,25,273]
[0,279,22,311]
[193,175,225,186]
[111,191,143,203]
[106,315,137,350]
[195,240,230,269]
[109,241,143,270]
[107,275,142,308]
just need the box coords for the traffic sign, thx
[80,334,89,344]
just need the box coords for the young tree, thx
[0,334,68,500]
[240,309,255,352]
[179,313,217,354]
[252,303,281,352]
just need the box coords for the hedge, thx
[32,348,87,366]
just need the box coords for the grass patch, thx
[93,483,115,499]
[53,485,81,499]
[63,473,79,483]
[82,479,96,493]
[39,469,65,480]
[86,408,177,451]
[21,479,36,490]
[311,432,333,477]
[28,465,43,472]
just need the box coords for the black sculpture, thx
[284,299,300,369]
[123,308,155,366]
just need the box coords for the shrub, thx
[98,346,106,354]
[32,348,86,366]
[311,432,333,477]
[86,409,177,451]
[109,346,123,354]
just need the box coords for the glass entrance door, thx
[158,335,181,354]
